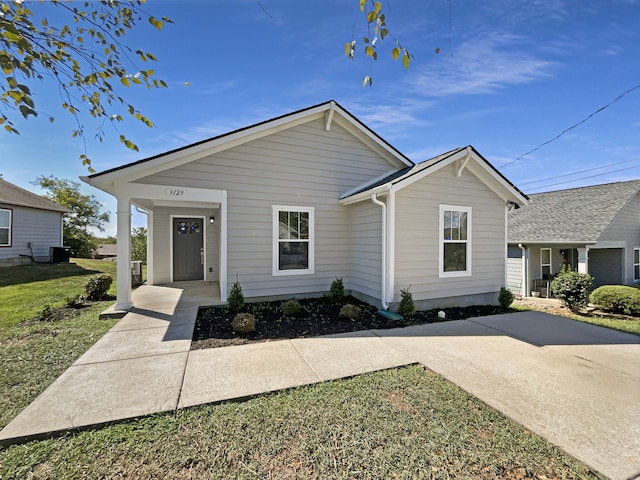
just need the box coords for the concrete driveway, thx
[1,284,638,479]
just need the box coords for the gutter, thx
[518,243,528,297]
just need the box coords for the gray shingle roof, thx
[0,178,70,213]
[508,179,640,243]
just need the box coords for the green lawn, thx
[0,262,597,478]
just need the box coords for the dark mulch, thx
[192,296,513,350]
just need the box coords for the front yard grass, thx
[0,365,596,479]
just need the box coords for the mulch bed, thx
[191,296,512,350]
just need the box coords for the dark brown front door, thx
[173,218,204,281]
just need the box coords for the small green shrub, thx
[590,285,640,315]
[498,287,514,309]
[228,280,245,312]
[84,273,113,301]
[550,269,593,313]
[231,312,256,334]
[328,277,345,301]
[280,299,301,317]
[65,294,86,309]
[397,287,416,317]
[339,303,361,320]
[36,303,55,321]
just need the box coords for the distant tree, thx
[131,226,147,263]
[34,175,109,257]
[96,235,117,245]
[1,0,171,170]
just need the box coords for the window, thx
[0,208,11,247]
[540,248,551,278]
[634,248,640,281]
[273,206,314,275]
[439,205,471,277]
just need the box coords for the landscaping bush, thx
[398,287,416,317]
[230,312,256,334]
[84,273,113,301]
[339,303,361,320]
[280,299,301,317]
[590,285,640,315]
[65,294,86,309]
[498,286,514,309]
[550,269,593,313]
[328,277,345,302]
[227,280,245,312]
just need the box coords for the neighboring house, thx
[82,101,527,311]
[94,244,118,259]
[0,177,70,266]
[507,179,640,297]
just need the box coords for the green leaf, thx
[367,11,377,23]
[120,76,130,87]
[359,0,367,12]
[380,28,388,41]
[374,1,382,13]
[392,47,400,60]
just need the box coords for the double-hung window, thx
[634,247,640,282]
[0,208,11,247]
[273,206,314,275]
[439,205,471,277]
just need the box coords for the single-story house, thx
[94,244,118,260]
[82,101,527,311]
[0,177,70,266]
[507,179,640,297]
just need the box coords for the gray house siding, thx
[349,200,382,303]
[393,164,506,307]
[506,245,523,295]
[589,248,624,287]
[139,118,394,299]
[0,204,63,262]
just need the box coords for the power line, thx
[501,82,640,169]
[516,157,640,186]
[525,164,640,193]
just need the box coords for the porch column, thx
[115,195,132,310]
[577,247,588,275]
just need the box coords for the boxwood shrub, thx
[590,285,640,315]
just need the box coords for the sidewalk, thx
[1,284,639,480]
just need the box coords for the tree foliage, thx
[1,0,171,170]
[346,0,417,87]
[131,226,147,263]
[34,175,109,257]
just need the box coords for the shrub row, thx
[590,285,640,315]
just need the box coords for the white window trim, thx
[0,208,12,247]
[541,248,552,276]
[634,247,640,282]
[439,204,472,278]
[272,205,314,276]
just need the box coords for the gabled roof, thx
[508,179,640,243]
[83,100,414,192]
[340,145,528,206]
[0,178,69,213]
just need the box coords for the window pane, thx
[635,265,640,280]
[299,212,309,239]
[279,241,308,270]
[290,211,299,239]
[443,210,451,240]
[0,228,8,245]
[459,212,467,240]
[0,210,9,228]
[635,249,639,264]
[541,249,551,264]
[443,243,466,272]
[279,211,289,239]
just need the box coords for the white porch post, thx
[115,195,132,310]
[577,247,588,274]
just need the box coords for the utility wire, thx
[526,164,640,193]
[501,82,640,169]
[516,156,640,186]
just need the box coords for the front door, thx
[173,217,204,281]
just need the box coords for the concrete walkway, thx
[1,285,639,480]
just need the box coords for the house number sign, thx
[165,187,185,196]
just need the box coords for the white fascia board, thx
[465,160,529,207]
[339,183,392,205]
[391,148,469,192]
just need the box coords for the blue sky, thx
[2,0,640,236]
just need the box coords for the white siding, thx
[506,245,523,296]
[349,200,382,301]
[393,164,506,303]
[0,204,63,260]
[597,192,640,284]
[139,118,394,299]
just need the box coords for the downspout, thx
[518,243,528,297]
[371,193,388,310]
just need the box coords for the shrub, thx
[498,287,515,309]
[36,303,55,321]
[590,285,640,315]
[228,280,245,312]
[231,313,256,334]
[550,269,593,313]
[339,303,361,320]
[280,299,301,317]
[84,273,113,301]
[66,294,86,309]
[328,277,345,302]
[398,287,416,317]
